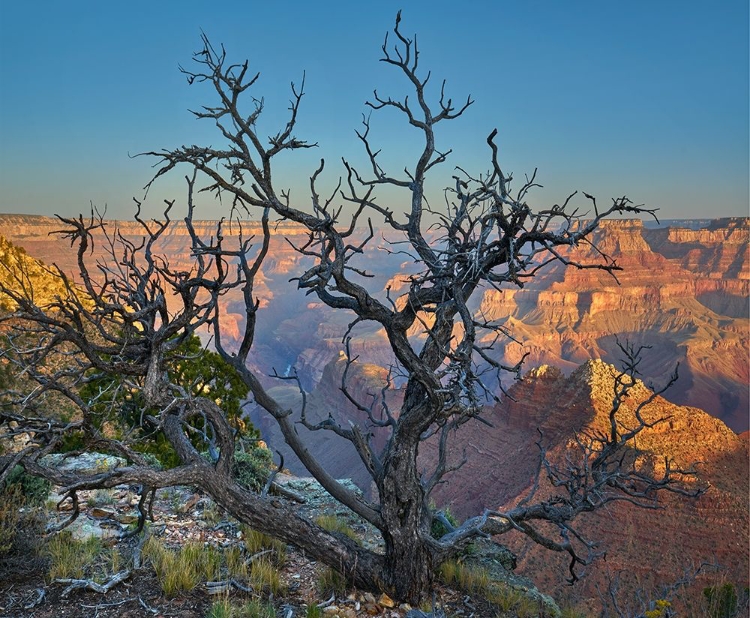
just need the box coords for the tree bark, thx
[204,474,388,592]
[379,435,435,603]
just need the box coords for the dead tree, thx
[0,13,701,603]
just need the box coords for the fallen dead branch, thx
[54,569,131,597]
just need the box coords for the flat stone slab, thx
[40,452,127,474]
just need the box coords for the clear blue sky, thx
[1,0,748,220]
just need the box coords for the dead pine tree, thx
[0,12,702,604]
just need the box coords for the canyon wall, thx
[423,360,749,613]
[0,214,747,430]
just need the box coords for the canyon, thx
[2,214,747,431]
[1,213,748,610]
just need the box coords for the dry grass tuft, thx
[46,532,103,581]
[314,514,358,543]
[241,526,286,565]
[249,557,285,595]
[316,565,348,596]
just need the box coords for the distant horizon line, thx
[1,212,747,225]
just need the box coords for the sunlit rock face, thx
[471,218,749,431]
[421,360,749,615]
[1,215,747,430]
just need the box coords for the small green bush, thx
[233,445,274,491]
[704,583,739,618]
[430,506,458,540]
[2,465,51,505]
[58,430,87,453]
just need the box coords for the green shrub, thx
[233,445,274,491]
[79,333,261,468]
[430,507,458,540]
[704,583,739,618]
[58,430,87,453]
[2,465,51,504]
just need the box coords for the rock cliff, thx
[0,214,747,430]
[472,218,749,430]
[2,214,747,612]
[423,359,749,614]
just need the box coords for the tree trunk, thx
[380,437,435,603]
[384,530,435,604]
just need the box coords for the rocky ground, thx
[0,463,550,618]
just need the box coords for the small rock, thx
[65,517,121,541]
[322,606,340,615]
[116,513,138,524]
[363,593,376,604]
[90,507,117,519]
[41,452,126,474]
[378,593,396,608]
[183,493,202,512]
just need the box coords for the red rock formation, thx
[423,360,749,614]
[3,216,746,610]
[1,214,747,429]
[473,218,749,430]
